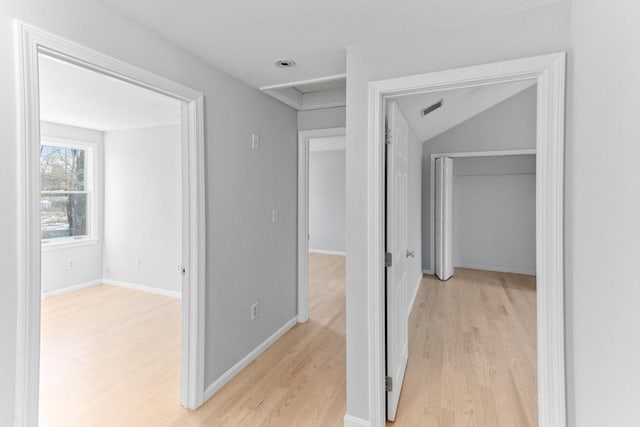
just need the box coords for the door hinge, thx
[385,252,393,268]
[385,376,393,392]
[385,127,392,144]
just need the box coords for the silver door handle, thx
[406,250,415,258]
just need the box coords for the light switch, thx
[251,133,260,150]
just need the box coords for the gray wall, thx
[452,155,536,275]
[309,148,346,253]
[0,2,297,421]
[421,86,536,271]
[297,106,346,131]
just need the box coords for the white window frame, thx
[40,137,98,249]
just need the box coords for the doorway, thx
[15,22,206,426]
[297,127,346,322]
[366,53,566,427]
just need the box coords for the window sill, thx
[41,238,100,252]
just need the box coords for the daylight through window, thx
[40,143,91,241]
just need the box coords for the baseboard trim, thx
[309,248,346,256]
[102,279,182,299]
[204,316,298,401]
[344,414,370,427]
[42,279,102,299]
[408,273,422,314]
[454,263,536,276]
[423,269,434,275]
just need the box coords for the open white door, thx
[435,157,454,281]
[385,102,409,421]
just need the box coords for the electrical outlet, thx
[66,259,75,269]
[251,302,259,321]
[272,208,279,223]
[251,133,260,150]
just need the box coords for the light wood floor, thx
[390,268,537,427]
[39,253,346,427]
[40,259,535,427]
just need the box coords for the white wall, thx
[345,3,571,423]
[297,106,346,131]
[103,125,181,294]
[570,3,640,426]
[421,86,536,271]
[452,155,536,275]
[0,2,297,422]
[40,122,104,295]
[309,146,346,253]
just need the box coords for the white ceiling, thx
[101,0,563,89]
[393,80,536,143]
[39,54,182,131]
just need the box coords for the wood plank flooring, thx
[39,253,346,427]
[40,259,535,427]
[390,268,537,427]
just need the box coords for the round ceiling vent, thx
[275,59,296,69]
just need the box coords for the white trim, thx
[102,279,182,299]
[204,317,298,400]
[309,248,347,256]
[422,269,434,275]
[260,73,346,91]
[261,75,347,111]
[428,149,536,272]
[41,238,99,252]
[15,21,207,426]
[454,264,536,276]
[297,127,346,324]
[343,414,371,427]
[41,279,101,299]
[366,53,566,427]
[408,274,422,315]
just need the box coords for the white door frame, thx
[297,127,346,323]
[14,21,207,426]
[428,149,537,274]
[366,53,566,427]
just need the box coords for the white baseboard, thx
[344,414,370,427]
[423,269,434,275]
[102,279,181,299]
[454,263,536,276]
[42,279,102,299]
[309,248,346,256]
[408,273,422,314]
[204,316,298,401]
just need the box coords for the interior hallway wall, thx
[421,86,536,271]
[309,145,346,254]
[297,106,346,131]
[103,124,181,295]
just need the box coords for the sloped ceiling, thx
[393,80,536,143]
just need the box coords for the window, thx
[40,141,94,243]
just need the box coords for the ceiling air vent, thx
[421,98,444,117]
